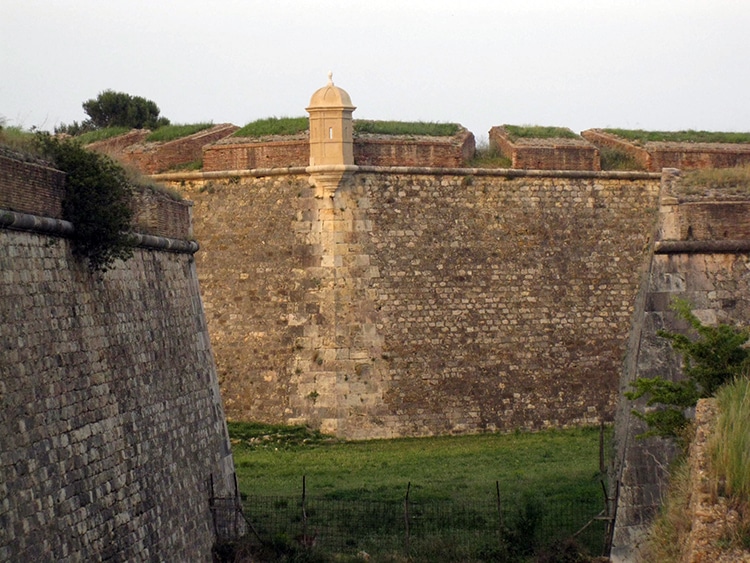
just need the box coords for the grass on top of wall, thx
[145,122,213,142]
[603,128,750,145]
[234,116,309,138]
[0,125,38,156]
[503,125,580,141]
[76,126,132,145]
[353,120,460,137]
[228,422,607,504]
[676,165,750,199]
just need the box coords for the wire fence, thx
[240,482,609,561]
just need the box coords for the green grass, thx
[467,140,511,168]
[145,122,213,142]
[599,148,644,171]
[503,125,580,141]
[353,120,460,137]
[0,125,39,156]
[679,165,750,197]
[76,126,132,145]
[712,377,750,500]
[234,116,309,138]
[228,423,609,561]
[230,423,606,504]
[603,128,750,145]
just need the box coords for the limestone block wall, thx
[161,168,661,438]
[0,156,238,561]
[490,127,601,171]
[610,169,750,561]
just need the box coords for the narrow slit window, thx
[329,127,333,139]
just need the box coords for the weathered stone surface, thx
[165,169,662,439]
[1,155,238,561]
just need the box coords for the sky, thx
[2,0,750,143]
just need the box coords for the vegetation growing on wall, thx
[626,299,750,441]
[677,165,750,198]
[603,128,750,145]
[233,116,309,137]
[503,125,580,141]
[74,126,133,145]
[35,133,135,272]
[599,148,644,171]
[145,122,214,142]
[353,120,460,136]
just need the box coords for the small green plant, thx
[145,122,213,142]
[599,148,643,171]
[353,120,459,137]
[234,116,309,138]
[468,139,511,168]
[503,125,580,141]
[35,133,135,272]
[678,165,750,198]
[626,299,750,440]
[603,128,750,145]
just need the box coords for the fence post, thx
[301,475,308,545]
[496,480,504,550]
[403,481,411,555]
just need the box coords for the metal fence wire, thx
[241,489,607,561]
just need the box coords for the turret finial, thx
[327,71,333,86]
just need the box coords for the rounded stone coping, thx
[655,240,750,254]
[152,166,661,182]
[0,208,199,254]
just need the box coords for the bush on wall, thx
[35,133,135,272]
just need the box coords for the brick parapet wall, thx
[203,137,310,171]
[86,129,150,156]
[163,168,662,438]
[0,153,193,241]
[353,130,475,167]
[201,130,475,171]
[0,153,66,218]
[490,126,601,170]
[120,124,239,174]
[582,129,750,171]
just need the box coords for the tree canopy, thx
[56,90,170,135]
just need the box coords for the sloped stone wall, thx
[610,170,750,561]
[0,155,238,562]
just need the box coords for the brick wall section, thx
[86,129,150,156]
[201,131,475,171]
[490,127,601,170]
[120,124,239,174]
[130,189,194,240]
[0,155,238,561]
[353,130,475,167]
[582,129,750,171]
[163,169,661,437]
[203,137,310,171]
[0,151,65,218]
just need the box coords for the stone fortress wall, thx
[160,168,663,438]
[0,154,240,561]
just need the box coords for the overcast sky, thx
[2,0,749,142]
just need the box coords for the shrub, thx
[35,133,135,272]
[626,299,750,440]
[599,148,643,171]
